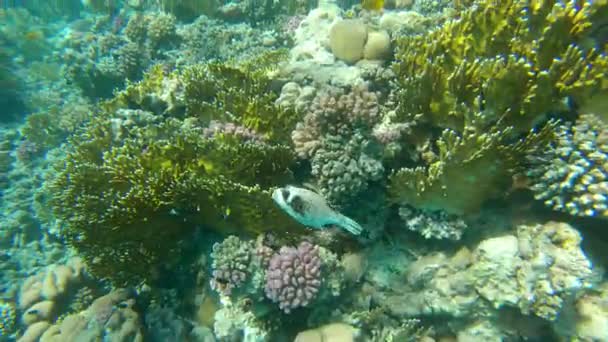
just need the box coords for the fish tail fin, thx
[338,214,363,235]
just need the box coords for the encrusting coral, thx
[46,55,308,285]
[528,113,608,218]
[376,221,594,336]
[388,0,608,219]
[36,289,144,342]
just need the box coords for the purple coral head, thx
[264,241,322,313]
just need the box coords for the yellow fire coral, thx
[47,57,306,285]
[389,0,607,216]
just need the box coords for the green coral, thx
[394,0,607,133]
[389,120,557,215]
[159,0,219,21]
[108,51,296,144]
[389,0,608,216]
[48,58,305,285]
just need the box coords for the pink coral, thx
[264,241,322,313]
[203,120,266,143]
[292,86,380,159]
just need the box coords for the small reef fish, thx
[272,185,363,236]
[361,0,384,11]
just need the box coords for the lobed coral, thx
[18,258,90,328]
[36,289,144,342]
[265,241,322,313]
[388,0,608,219]
[528,113,608,218]
[210,236,254,295]
[292,86,386,206]
[61,11,179,99]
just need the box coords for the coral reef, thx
[35,289,144,341]
[265,241,322,313]
[388,0,608,219]
[18,258,93,328]
[373,221,594,338]
[0,0,606,341]
[528,113,608,218]
[158,0,219,21]
[210,236,254,295]
[47,58,307,284]
[555,282,608,341]
[389,122,557,216]
[0,130,17,190]
[60,11,179,99]
[292,86,385,206]
[294,323,360,342]
[398,205,468,240]
[213,297,268,341]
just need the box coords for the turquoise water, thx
[1,1,607,341]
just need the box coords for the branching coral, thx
[388,0,607,219]
[389,121,557,216]
[109,51,297,144]
[528,113,608,218]
[62,11,179,99]
[47,58,307,285]
[0,300,16,338]
[394,0,607,134]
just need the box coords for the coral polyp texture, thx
[210,235,254,295]
[265,241,322,313]
[292,85,385,206]
[388,0,608,219]
[0,300,16,338]
[528,113,608,218]
[47,57,308,285]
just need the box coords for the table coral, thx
[528,113,608,218]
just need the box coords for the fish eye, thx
[290,195,305,214]
[281,188,290,200]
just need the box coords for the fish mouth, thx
[271,188,282,204]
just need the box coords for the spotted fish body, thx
[272,185,363,235]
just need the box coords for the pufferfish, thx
[272,185,363,236]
